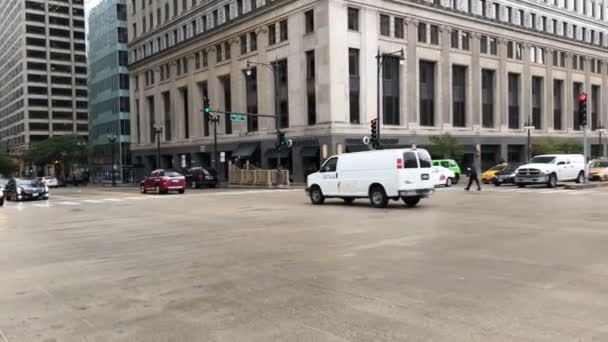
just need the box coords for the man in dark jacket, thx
[465,164,481,191]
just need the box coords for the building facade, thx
[88,0,137,183]
[0,0,88,160]
[128,0,608,182]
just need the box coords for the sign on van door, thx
[319,157,339,195]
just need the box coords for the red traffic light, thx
[578,93,587,102]
[370,118,377,124]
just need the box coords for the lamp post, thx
[597,125,607,158]
[153,123,163,169]
[245,60,283,171]
[375,48,405,149]
[108,135,117,186]
[523,120,535,162]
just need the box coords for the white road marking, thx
[83,199,104,204]
[101,198,125,202]
[55,201,79,206]
[0,327,9,342]
[52,195,79,200]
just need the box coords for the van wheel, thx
[343,198,355,204]
[310,186,325,205]
[402,197,420,207]
[575,171,585,184]
[547,173,557,188]
[369,185,388,208]
[517,183,526,188]
[445,177,453,187]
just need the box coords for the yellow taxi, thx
[481,163,507,184]
[589,160,608,181]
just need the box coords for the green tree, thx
[532,138,582,156]
[24,135,87,178]
[427,133,464,160]
[0,152,18,176]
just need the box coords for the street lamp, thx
[108,135,117,186]
[153,123,163,169]
[523,120,535,162]
[375,48,405,149]
[596,124,607,158]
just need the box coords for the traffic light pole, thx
[584,125,588,184]
[210,115,220,186]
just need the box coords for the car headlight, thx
[45,185,49,192]
[17,187,22,194]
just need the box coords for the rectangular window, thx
[451,30,459,49]
[461,32,470,50]
[148,96,156,143]
[275,59,289,128]
[305,9,314,34]
[480,35,488,54]
[481,0,487,16]
[507,6,513,23]
[507,41,514,58]
[573,82,583,130]
[380,14,390,36]
[592,85,600,130]
[269,24,276,45]
[279,19,288,41]
[489,37,497,55]
[579,55,585,70]
[553,50,559,66]
[349,48,360,124]
[553,80,563,130]
[418,22,427,42]
[532,76,543,129]
[216,44,222,62]
[394,17,404,39]
[515,43,522,60]
[306,50,316,125]
[224,41,231,60]
[452,65,467,127]
[195,52,201,69]
[240,35,247,54]
[221,76,232,134]
[420,61,435,126]
[250,32,257,51]
[482,69,495,128]
[245,68,258,132]
[560,51,566,67]
[508,73,520,129]
[224,4,230,22]
[163,92,171,141]
[347,7,359,31]
[202,50,208,67]
[382,56,400,125]
[430,25,439,44]
[493,3,499,19]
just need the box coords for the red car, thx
[140,170,186,194]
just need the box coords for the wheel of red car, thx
[140,184,147,194]
[178,189,185,194]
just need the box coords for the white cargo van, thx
[305,148,435,208]
[515,154,586,188]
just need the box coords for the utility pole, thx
[203,97,220,186]
[578,93,588,183]
[153,123,162,169]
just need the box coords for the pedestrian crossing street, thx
[435,185,608,196]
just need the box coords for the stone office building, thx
[127,0,608,182]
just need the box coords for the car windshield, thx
[489,164,505,171]
[529,156,556,164]
[165,172,182,177]
[17,179,43,186]
[591,161,608,167]
[502,164,521,173]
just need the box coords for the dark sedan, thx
[492,163,524,186]
[184,167,218,188]
[4,178,49,201]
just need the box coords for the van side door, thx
[318,157,339,196]
[556,158,569,180]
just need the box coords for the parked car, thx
[481,163,507,184]
[184,167,218,188]
[306,148,435,208]
[4,178,49,201]
[589,160,608,181]
[431,165,456,187]
[40,176,60,188]
[432,159,461,184]
[492,163,524,186]
[140,170,186,194]
[515,154,586,188]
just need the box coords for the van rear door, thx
[399,152,420,190]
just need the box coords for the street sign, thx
[181,154,186,168]
[220,152,226,162]
[230,113,246,121]
[199,145,206,152]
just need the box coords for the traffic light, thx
[370,119,379,149]
[203,97,211,114]
[578,93,587,127]
[277,131,286,149]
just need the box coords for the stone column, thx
[522,43,531,128]
[187,54,201,139]
[545,48,554,131]
[440,25,451,128]
[497,37,507,130]
[565,53,574,131]
[169,61,182,141]
[471,32,481,128]
[406,18,418,127]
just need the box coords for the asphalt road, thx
[1,184,608,341]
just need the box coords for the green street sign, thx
[230,113,246,121]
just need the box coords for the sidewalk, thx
[81,182,307,190]
[564,182,608,190]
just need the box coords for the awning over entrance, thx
[232,143,258,159]
[346,145,370,153]
[301,146,320,158]
[265,148,290,159]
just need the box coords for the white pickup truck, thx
[515,154,586,188]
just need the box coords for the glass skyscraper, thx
[88,0,133,183]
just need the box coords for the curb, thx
[564,182,608,190]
